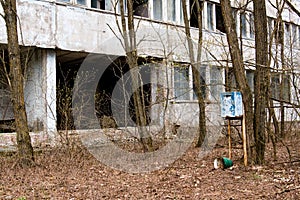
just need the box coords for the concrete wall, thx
[0,0,299,131]
[24,49,56,138]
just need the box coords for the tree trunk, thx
[253,0,268,164]
[1,0,34,166]
[119,0,153,151]
[220,0,254,162]
[181,0,206,147]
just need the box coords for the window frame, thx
[173,64,208,102]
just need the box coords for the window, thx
[210,66,223,100]
[271,73,291,102]
[174,66,190,100]
[271,73,280,100]
[193,66,207,100]
[299,26,300,48]
[246,70,254,92]
[240,12,247,37]
[292,24,297,47]
[167,0,176,21]
[267,18,274,42]
[180,0,184,24]
[249,13,254,38]
[174,65,207,101]
[216,4,225,33]
[232,9,238,34]
[190,0,199,28]
[133,0,149,17]
[153,0,162,20]
[207,2,214,31]
[91,0,105,9]
[58,0,86,5]
[285,23,291,46]
[282,74,290,102]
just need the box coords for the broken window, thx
[215,4,225,33]
[153,0,162,20]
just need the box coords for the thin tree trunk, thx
[119,0,153,151]
[220,0,254,162]
[253,0,269,164]
[181,0,206,147]
[1,0,34,166]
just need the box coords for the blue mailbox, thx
[220,91,243,118]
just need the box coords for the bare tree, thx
[181,0,206,147]
[0,0,34,166]
[118,0,153,151]
[253,0,269,164]
[220,0,254,162]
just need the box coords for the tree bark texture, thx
[220,0,254,162]
[1,0,34,166]
[181,0,206,147]
[119,0,153,151]
[253,0,269,164]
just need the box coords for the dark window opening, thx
[133,0,149,17]
[57,53,152,130]
[190,0,199,28]
[91,0,105,9]
[216,4,225,33]
[96,56,152,127]
[56,58,83,130]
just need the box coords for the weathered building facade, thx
[0,0,300,143]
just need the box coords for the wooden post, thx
[228,119,232,159]
[242,115,248,166]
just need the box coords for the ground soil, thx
[0,132,299,200]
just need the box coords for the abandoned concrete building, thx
[0,0,300,144]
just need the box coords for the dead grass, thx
[0,133,299,200]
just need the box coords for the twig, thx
[276,185,300,195]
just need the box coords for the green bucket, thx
[222,157,233,169]
[214,157,233,169]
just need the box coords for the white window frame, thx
[284,22,291,46]
[173,64,207,102]
[204,1,215,31]
[209,65,223,101]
